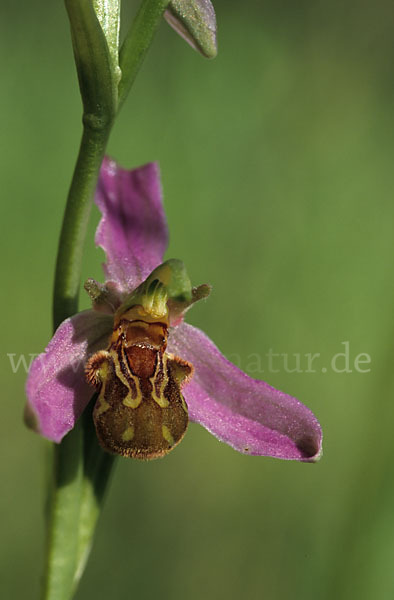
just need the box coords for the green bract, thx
[65,0,120,128]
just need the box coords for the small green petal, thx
[168,283,211,324]
[84,279,123,314]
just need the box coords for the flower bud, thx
[164,0,217,59]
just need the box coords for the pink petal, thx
[95,157,168,291]
[168,323,323,462]
[25,310,113,443]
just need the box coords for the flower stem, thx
[42,423,84,600]
[53,124,111,330]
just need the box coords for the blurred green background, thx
[2,0,394,598]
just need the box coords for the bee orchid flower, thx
[25,158,322,462]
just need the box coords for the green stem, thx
[53,124,111,330]
[43,423,84,600]
[72,402,116,594]
[118,0,170,109]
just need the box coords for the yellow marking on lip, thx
[123,396,141,408]
[121,426,135,442]
[150,353,169,407]
[162,425,174,446]
[112,347,142,409]
[95,397,110,416]
[152,395,169,408]
[180,394,188,415]
[95,373,110,416]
